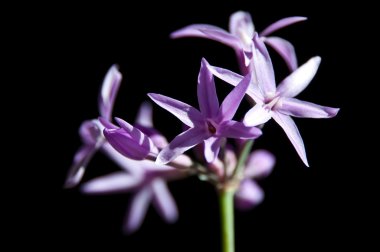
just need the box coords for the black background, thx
[11,1,374,251]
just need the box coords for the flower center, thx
[263,96,281,111]
[206,120,217,134]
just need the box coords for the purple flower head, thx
[65,65,122,188]
[82,156,185,234]
[206,34,340,166]
[148,58,262,164]
[171,11,306,73]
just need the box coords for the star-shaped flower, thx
[171,11,306,73]
[149,58,262,164]
[205,34,339,166]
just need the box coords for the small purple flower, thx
[171,11,306,73]
[65,65,122,188]
[206,34,339,166]
[148,59,262,164]
[81,157,185,234]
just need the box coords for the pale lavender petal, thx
[245,150,276,179]
[157,128,207,164]
[136,124,169,149]
[204,60,264,102]
[217,72,252,122]
[148,93,203,127]
[204,137,222,163]
[260,17,307,36]
[276,97,340,118]
[171,24,242,50]
[64,145,97,188]
[243,104,272,126]
[252,34,276,95]
[219,120,262,139]
[171,24,229,39]
[272,112,309,166]
[103,128,153,160]
[235,180,264,210]
[99,65,122,119]
[124,186,153,234]
[101,143,145,176]
[198,58,219,118]
[152,179,178,223]
[264,36,298,71]
[229,11,254,46]
[81,172,140,194]
[98,117,118,130]
[277,56,321,98]
[198,28,242,50]
[79,120,102,145]
[135,101,153,127]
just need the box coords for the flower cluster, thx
[67,11,339,235]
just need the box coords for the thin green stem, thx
[219,188,235,252]
[232,139,254,179]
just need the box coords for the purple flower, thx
[171,11,306,73]
[148,59,262,164]
[65,65,122,188]
[81,157,184,234]
[205,34,339,166]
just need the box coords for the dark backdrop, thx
[15,1,373,251]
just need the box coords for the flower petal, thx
[101,143,145,176]
[229,11,255,47]
[79,120,102,145]
[276,97,340,118]
[260,16,307,36]
[135,101,153,127]
[152,179,178,223]
[264,36,298,71]
[219,120,262,139]
[157,128,207,164]
[252,34,276,95]
[245,150,276,179]
[115,117,158,153]
[103,128,154,160]
[204,60,263,102]
[272,112,309,166]
[217,72,252,122]
[204,137,222,163]
[170,24,242,50]
[276,56,321,98]
[148,93,203,127]
[198,58,219,118]
[243,104,272,126]
[64,145,97,188]
[124,186,153,234]
[171,24,228,38]
[81,172,140,194]
[99,65,122,119]
[235,180,264,210]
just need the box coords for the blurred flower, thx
[206,34,339,166]
[149,59,262,164]
[82,157,185,234]
[65,65,122,188]
[171,11,306,73]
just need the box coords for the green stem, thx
[232,139,254,179]
[219,188,235,252]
